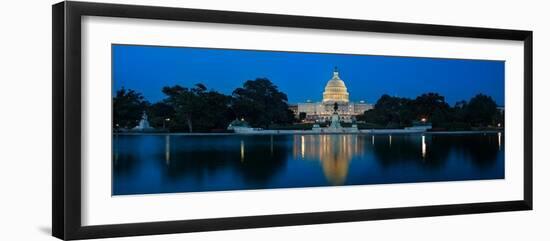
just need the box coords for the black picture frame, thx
[52,1,533,240]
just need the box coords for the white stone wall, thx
[296,101,374,122]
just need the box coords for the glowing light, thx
[343,135,347,147]
[301,135,305,159]
[240,140,245,162]
[498,132,502,150]
[422,135,426,159]
[322,69,350,103]
[291,134,362,185]
[421,118,427,123]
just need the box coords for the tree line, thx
[356,93,503,130]
[114,77,503,132]
[113,78,295,132]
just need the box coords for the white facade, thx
[295,69,373,123]
[296,101,373,123]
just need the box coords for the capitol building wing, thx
[293,68,373,123]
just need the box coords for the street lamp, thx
[421,117,427,123]
[163,118,171,129]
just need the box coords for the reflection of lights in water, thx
[240,140,245,162]
[389,135,392,147]
[372,135,375,145]
[113,134,119,164]
[165,135,170,165]
[355,135,358,153]
[343,135,347,148]
[421,135,426,159]
[301,135,305,159]
[270,135,274,155]
[498,132,502,150]
[293,135,364,185]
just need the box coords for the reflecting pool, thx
[112,133,504,195]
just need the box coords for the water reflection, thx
[292,135,364,185]
[165,135,170,165]
[113,134,119,164]
[422,135,427,159]
[112,135,142,176]
[113,133,504,195]
[301,135,305,159]
[240,139,245,162]
[371,134,502,170]
[270,135,274,155]
[498,132,502,150]
[156,135,289,187]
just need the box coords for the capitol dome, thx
[322,68,349,104]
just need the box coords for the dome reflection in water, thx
[112,133,504,195]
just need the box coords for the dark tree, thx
[356,92,500,130]
[371,94,413,127]
[466,94,498,126]
[357,109,383,125]
[194,90,234,131]
[113,88,148,129]
[162,84,233,132]
[412,93,451,125]
[494,109,504,127]
[452,100,469,122]
[147,102,175,129]
[162,85,201,132]
[231,78,294,128]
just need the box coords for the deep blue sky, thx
[112,45,504,106]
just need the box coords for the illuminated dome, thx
[322,67,349,104]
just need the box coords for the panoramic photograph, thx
[112,44,505,196]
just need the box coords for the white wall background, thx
[0,0,547,240]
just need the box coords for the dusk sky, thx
[112,44,504,106]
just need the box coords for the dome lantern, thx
[322,67,350,104]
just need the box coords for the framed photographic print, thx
[52,1,533,240]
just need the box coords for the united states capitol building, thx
[292,68,373,123]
